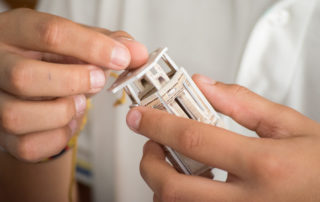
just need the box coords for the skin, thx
[126,74,320,202]
[0,8,148,201]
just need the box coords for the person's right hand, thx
[127,75,320,202]
[0,8,148,162]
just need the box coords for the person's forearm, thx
[0,149,76,202]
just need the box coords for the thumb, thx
[192,74,317,138]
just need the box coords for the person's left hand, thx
[126,74,320,202]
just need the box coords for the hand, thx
[0,8,148,162]
[126,74,320,202]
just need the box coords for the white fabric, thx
[1,0,320,201]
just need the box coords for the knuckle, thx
[160,178,179,202]
[54,127,70,150]
[261,155,284,178]
[250,150,285,180]
[65,67,90,93]
[15,137,38,162]
[227,84,251,117]
[230,84,251,98]
[62,71,81,94]
[179,125,203,151]
[15,128,69,162]
[9,61,32,95]
[38,17,66,48]
[55,98,74,126]
[85,33,105,62]
[139,157,147,179]
[139,143,152,179]
[1,103,21,134]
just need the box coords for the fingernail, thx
[126,109,142,131]
[197,75,216,85]
[89,68,106,93]
[68,119,78,135]
[115,37,134,43]
[73,95,87,116]
[110,45,130,69]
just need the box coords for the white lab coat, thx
[0,0,319,201]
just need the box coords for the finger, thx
[83,28,149,69]
[40,52,87,64]
[0,51,106,97]
[0,43,86,64]
[193,74,320,138]
[0,90,86,135]
[153,194,159,202]
[0,9,130,70]
[127,107,256,175]
[115,36,149,69]
[140,140,242,202]
[1,126,72,162]
[38,30,149,68]
[109,30,148,68]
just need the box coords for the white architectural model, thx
[109,48,223,175]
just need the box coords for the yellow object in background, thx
[69,99,91,202]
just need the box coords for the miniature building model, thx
[109,48,223,175]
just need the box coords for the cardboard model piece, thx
[109,47,223,175]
